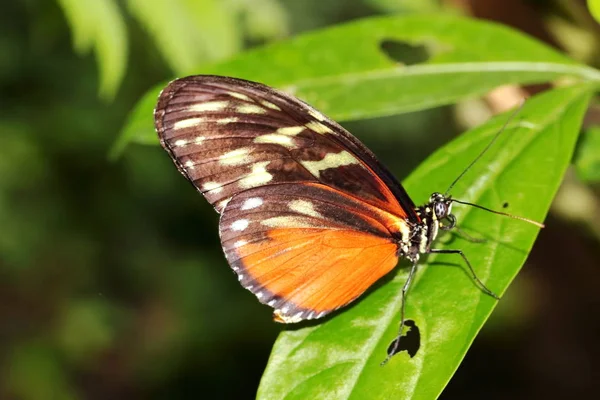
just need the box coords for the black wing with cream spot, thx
[154,75,418,220]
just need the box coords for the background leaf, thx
[57,0,127,99]
[112,14,600,157]
[366,0,440,13]
[126,0,242,74]
[575,123,600,182]
[257,85,593,400]
[588,0,600,23]
[237,0,290,42]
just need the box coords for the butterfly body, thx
[154,75,458,324]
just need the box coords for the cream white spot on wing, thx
[261,216,318,229]
[239,161,273,189]
[241,197,263,210]
[194,136,206,144]
[188,101,228,113]
[174,139,187,147]
[256,291,264,299]
[261,216,291,228]
[300,151,361,178]
[253,125,305,148]
[217,198,231,210]
[277,312,304,323]
[233,240,247,248]
[231,219,249,231]
[173,118,205,130]
[288,199,322,219]
[254,134,295,148]
[202,181,222,193]
[260,100,281,110]
[308,108,327,121]
[217,117,239,125]
[238,274,244,281]
[219,148,251,166]
[237,104,266,114]
[228,91,252,102]
[184,160,195,169]
[305,121,333,134]
[268,300,276,307]
[276,126,305,136]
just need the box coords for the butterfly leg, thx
[381,261,418,366]
[429,248,500,300]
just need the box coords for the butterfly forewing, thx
[154,75,417,218]
[154,75,415,322]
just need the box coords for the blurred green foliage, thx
[575,124,600,181]
[57,0,127,99]
[589,0,600,24]
[1,1,599,400]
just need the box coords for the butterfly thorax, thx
[398,192,453,263]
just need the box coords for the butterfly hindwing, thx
[219,182,401,322]
[154,75,417,219]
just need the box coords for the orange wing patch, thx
[219,182,407,323]
[233,228,398,322]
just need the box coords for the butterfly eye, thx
[434,202,448,219]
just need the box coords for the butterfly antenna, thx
[451,199,545,228]
[444,101,525,196]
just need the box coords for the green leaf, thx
[366,0,440,13]
[8,342,77,400]
[575,124,600,182]
[57,0,128,99]
[239,0,290,42]
[588,0,600,24]
[113,14,600,158]
[127,0,241,74]
[257,85,593,400]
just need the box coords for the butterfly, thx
[153,75,541,360]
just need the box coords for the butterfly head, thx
[407,193,457,259]
[429,192,453,222]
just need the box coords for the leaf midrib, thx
[281,61,600,93]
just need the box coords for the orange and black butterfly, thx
[154,75,541,360]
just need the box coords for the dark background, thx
[1,0,598,399]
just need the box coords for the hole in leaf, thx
[379,40,430,66]
[386,319,421,359]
